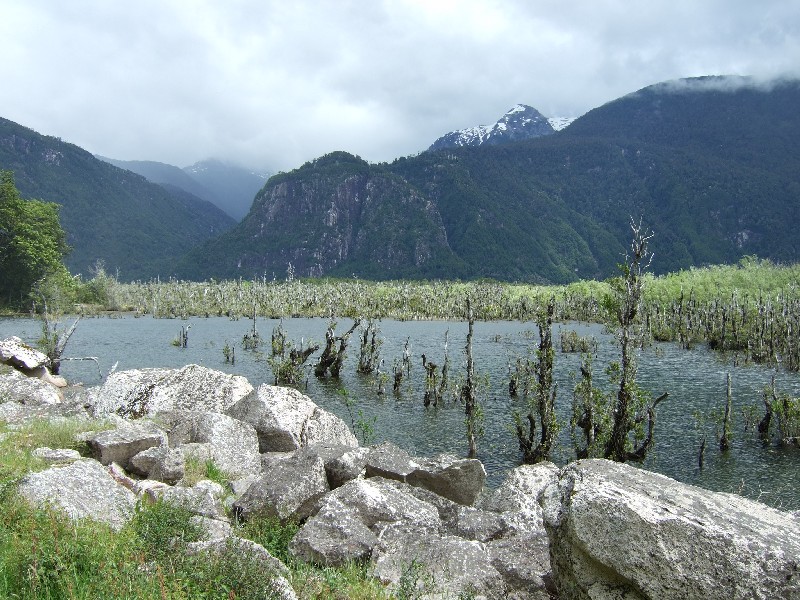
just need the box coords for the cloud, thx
[2,0,799,172]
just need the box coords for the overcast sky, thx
[2,0,799,173]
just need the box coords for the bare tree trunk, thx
[720,373,732,451]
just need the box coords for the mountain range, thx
[0,118,235,280]
[2,75,799,284]
[175,76,800,283]
[96,156,268,221]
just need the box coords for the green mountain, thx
[176,77,800,283]
[0,118,235,280]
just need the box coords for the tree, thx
[0,170,69,306]
[571,219,668,462]
[514,297,559,463]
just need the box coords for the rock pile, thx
[2,356,799,599]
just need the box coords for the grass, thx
[0,417,392,599]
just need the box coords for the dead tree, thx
[605,219,669,462]
[314,319,360,378]
[460,299,481,458]
[515,297,558,463]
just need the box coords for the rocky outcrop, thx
[225,385,357,452]
[87,364,253,418]
[17,458,136,530]
[542,459,800,600]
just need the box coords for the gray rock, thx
[129,445,185,484]
[31,446,82,465]
[289,477,442,567]
[85,420,167,470]
[288,495,379,565]
[0,369,63,406]
[485,531,555,600]
[88,364,253,418]
[17,458,136,530]
[0,336,49,370]
[190,515,233,543]
[406,454,486,506]
[233,452,329,523]
[225,384,357,452]
[148,479,228,520]
[326,445,369,488]
[364,442,486,505]
[543,459,800,600]
[166,411,260,478]
[479,461,559,535]
[371,525,509,600]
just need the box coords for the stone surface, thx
[479,461,559,535]
[326,445,369,488]
[0,336,49,370]
[17,458,136,530]
[371,525,510,600]
[364,442,486,505]
[87,364,253,418]
[31,446,82,465]
[233,452,329,523]
[289,477,442,566]
[149,480,227,519]
[225,384,357,452]
[542,459,800,600]
[0,369,63,405]
[165,411,260,478]
[85,420,167,470]
[129,445,185,484]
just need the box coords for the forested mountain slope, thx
[176,77,800,283]
[0,118,235,280]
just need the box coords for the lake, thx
[2,314,799,510]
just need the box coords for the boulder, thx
[0,336,49,370]
[289,477,441,566]
[165,411,261,478]
[0,369,63,406]
[479,461,559,534]
[371,525,509,600]
[147,479,228,520]
[85,420,167,470]
[233,452,329,523]
[326,445,370,488]
[87,364,253,418]
[129,445,185,484]
[542,459,800,600]
[364,442,486,505]
[225,385,357,452]
[17,458,136,530]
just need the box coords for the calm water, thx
[2,315,798,510]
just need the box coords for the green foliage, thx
[0,170,69,307]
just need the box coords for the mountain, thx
[0,118,236,280]
[428,104,555,151]
[97,156,268,221]
[184,159,269,221]
[174,152,465,280]
[174,76,800,284]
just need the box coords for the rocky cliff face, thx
[183,152,462,280]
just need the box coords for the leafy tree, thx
[0,171,69,307]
